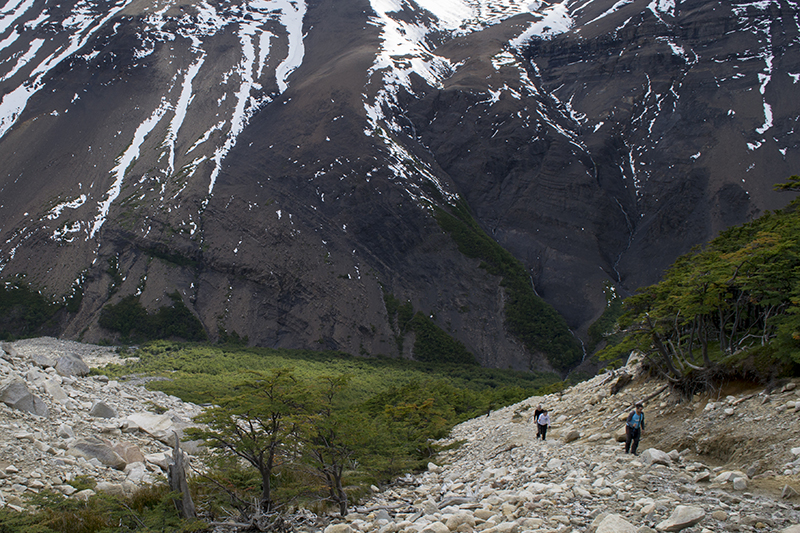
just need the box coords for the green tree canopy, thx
[601,177,800,390]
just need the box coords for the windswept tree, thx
[602,176,800,390]
[301,375,364,516]
[189,369,306,513]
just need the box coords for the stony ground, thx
[1,337,799,533]
[0,337,201,510]
[326,365,800,533]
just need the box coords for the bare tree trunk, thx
[168,432,196,519]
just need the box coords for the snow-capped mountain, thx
[0,0,798,371]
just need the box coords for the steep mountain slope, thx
[0,0,798,370]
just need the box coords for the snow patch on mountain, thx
[0,0,134,140]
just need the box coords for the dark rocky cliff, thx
[0,0,797,371]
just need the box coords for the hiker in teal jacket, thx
[624,402,645,455]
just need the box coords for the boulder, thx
[55,355,89,377]
[656,505,705,532]
[30,353,56,368]
[782,485,799,499]
[113,442,145,464]
[588,512,610,532]
[57,424,75,439]
[89,400,118,418]
[641,449,672,467]
[420,523,449,533]
[0,377,49,417]
[610,373,632,394]
[67,438,126,470]
[562,429,580,443]
[95,481,126,497]
[596,514,637,533]
[145,452,170,471]
[43,380,69,403]
[324,525,354,533]
[126,412,174,439]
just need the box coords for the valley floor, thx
[328,364,800,533]
[2,338,799,532]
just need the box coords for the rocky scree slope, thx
[0,338,203,511]
[1,337,800,532]
[328,370,800,533]
[0,0,799,370]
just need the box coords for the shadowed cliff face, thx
[0,0,798,370]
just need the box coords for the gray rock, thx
[30,353,56,368]
[588,513,611,533]
[95,482,126,497]
[57,424,75,439]
[324,525,354,533]
[43,380,69,403]
[55,355,89,377]
[562,429,580,443]
[0,377,49,417]
[420,523,449,533]
[641,448,672,467]
[89,400,118,418]
[781,526,800,533]
[67,438,126,470]
[656,505,705,532]
[597,514,637,533]
[112,442,145,464]
[126,412,174,438]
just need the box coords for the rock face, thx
[0,0,798,369]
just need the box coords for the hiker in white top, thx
[537,409,550,441]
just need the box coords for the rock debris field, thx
[1,337,800,533]
[0,338,202,510]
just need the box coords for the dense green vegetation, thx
[434,201,582,371]
[0,279,80,340]
[383,292,477,365]
[599,177,800,391]
[98,292,207,343]
[0,483,206,533]
[99,342,557,525]
[100,341,554,405]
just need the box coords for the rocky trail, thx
[326,367,800,533]
[1,338,799,533]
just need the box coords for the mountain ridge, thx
[0,0,798,371]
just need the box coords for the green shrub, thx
[383,292,477,365]
[434,202,582,371]
[0,281,64,340]
[409,312,476,365]
[98,292,207,343]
